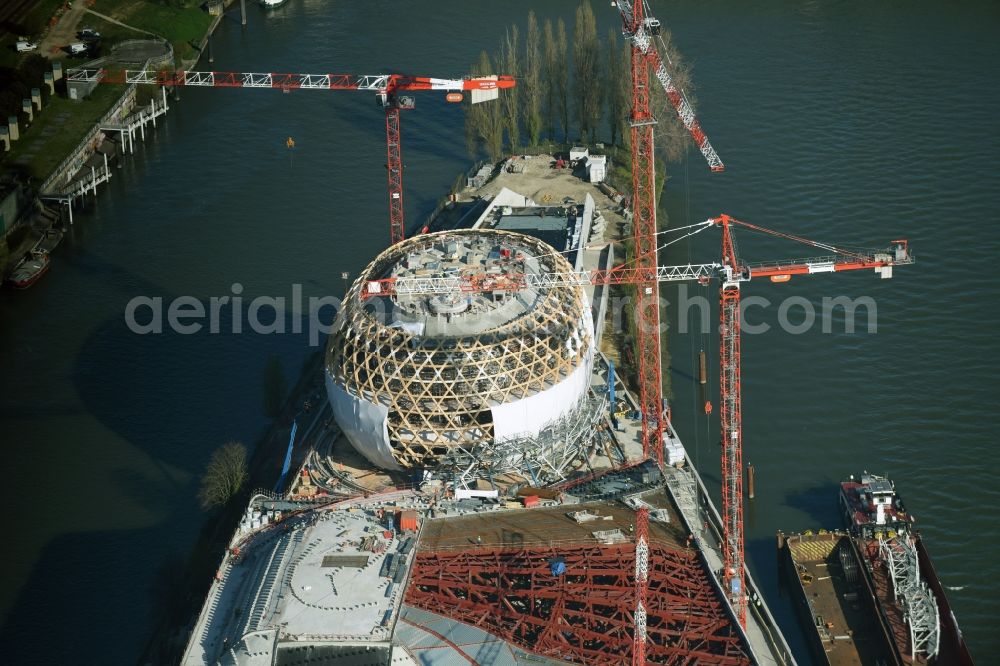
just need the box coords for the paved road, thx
[37,0,87,59]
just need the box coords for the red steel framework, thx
[405,541,751,665]
[64,68,515,245]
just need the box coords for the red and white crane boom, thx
[361,261,720,297]
[360,221,910,299]
[614,0,724,172]
[66,67,514,246]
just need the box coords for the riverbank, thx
[139,349,329,664]
[0,0,228,283]
[1,0,218,180]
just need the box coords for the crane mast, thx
[617,0,727,637]
[614,0,726,477]
[623,0,667,471]
[385,104,404,245]
[719,219,746,626]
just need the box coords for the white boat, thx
[260,0,287,7]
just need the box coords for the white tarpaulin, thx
[492,301,594,442]
[491,348,593,442]
[326,371,401,470]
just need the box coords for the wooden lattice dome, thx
[326,229,593,470]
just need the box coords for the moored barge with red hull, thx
[840,473,974,665]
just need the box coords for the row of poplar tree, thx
[465,1,693,165]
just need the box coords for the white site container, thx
[586,155,607,183]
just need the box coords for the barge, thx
[778,529,895,665]
[840,473,975,665]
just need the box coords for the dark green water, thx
[0,1,996,663]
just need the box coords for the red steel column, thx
[719,220,746,628]
[385,105,405,245]
[630,0,664,465]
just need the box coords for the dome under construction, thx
[325,228,595,472]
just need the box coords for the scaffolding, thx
[437,395,605,488]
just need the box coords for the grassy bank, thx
[2,83,124,181]
[1,0,217,184]
[3,0,66,39]
[91,0,213,63]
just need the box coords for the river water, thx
[0,1,996,663]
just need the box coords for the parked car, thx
[68,42,89,54]
[77,28,101,40]
[15,41,38,52]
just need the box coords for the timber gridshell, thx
[327,230,593,469]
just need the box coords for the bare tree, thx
[464,50,506,162]
[522,11,543,147]
[198,441,249,510]
[650,28,696,163]
[543,19,557,140]
[573,0,602,143]
[555,18,569,143]
[617,38,632,150]
[498,25,520,150]
[605,28,629,146]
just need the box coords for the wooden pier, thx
[41,87,169,224]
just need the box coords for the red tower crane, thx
[711,215,911,626]
[361,218,914,633]
[65,67,514,245]
[613,0,725,488]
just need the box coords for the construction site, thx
[178,113,912,666]
[164,1,918,664]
